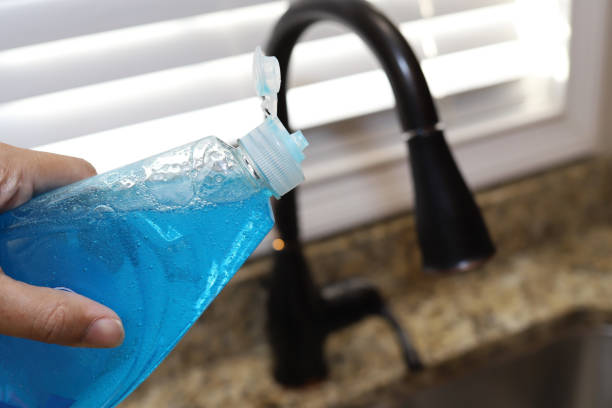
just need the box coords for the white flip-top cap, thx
[239,48,307,197]
[253,46,281,97]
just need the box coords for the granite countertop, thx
[120,158,612,408]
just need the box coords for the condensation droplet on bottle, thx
[93,205,115,215]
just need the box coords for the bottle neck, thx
[235,144,274,196]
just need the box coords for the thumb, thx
[0,270,124,348]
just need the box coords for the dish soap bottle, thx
[0,48,306,408]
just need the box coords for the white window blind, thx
[0,0,604,243]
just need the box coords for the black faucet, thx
[265,0,495,387]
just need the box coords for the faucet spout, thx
[265,0,495,387]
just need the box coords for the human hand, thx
[0,143,125,348]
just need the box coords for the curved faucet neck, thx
[266,0,439,135]
[267,0,441,243]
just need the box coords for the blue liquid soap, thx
[0,53,307,406]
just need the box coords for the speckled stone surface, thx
[120,158,612,408]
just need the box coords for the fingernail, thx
[84,318,125,348]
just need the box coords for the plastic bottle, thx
[0,48,306,408]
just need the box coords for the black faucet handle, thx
[321,278,384,333]
[321,278,424,372]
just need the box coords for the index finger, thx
[29,148,97,195]
[0,143,96,210]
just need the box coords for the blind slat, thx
[431,0,512,16]
[0,0,272,51]
[0,2,287,104]
[2,0,505,52]
[0,40,528,148]
[0,2,516,104]
[33,77,560,177]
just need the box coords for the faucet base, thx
[267,249,423,387]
